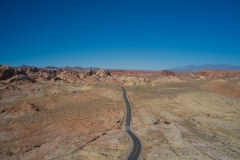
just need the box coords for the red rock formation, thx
[85,69,95,76]
[7,75,36,83]
[78,69,96,79]
[162,70,175,76]
[57,70,81,83]
[56,69,63,75]
[96,69,111,78]
[0,65,25,80]
[26,67,39,79]
[38,69,57,80]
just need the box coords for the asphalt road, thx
[121,86,141,160]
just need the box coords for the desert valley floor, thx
[0,66,240,160]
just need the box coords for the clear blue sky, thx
[0,0,239,70]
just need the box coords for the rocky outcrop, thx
[27,67,39,73]
[7,75,36,83]
[26,67,39,79]
[51,77,65,84]
[56,69,63,75]
[0,101,39,119]
[78,69,95,79]
[85,69,95,76]
[38,69,56,80]
[78,72,87,79]
[162,70,175,76]
[24,67,57,80]
[0,65,25,80]
[96,69,111,78]
[57,70,81,83]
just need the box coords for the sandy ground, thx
[125,79,240,160]
[0,76,240,160]
[0,82,129,160]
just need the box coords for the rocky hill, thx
[0,65,25,80]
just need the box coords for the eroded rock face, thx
[77,69,95,79]
[85,69,95,76]
[27,67,39,73]
[7,75,36,83]
[0,65,25,80]
[162,70,175,76]
[96,69,111,78]
[57,70,81,83]
[25,67,57,80]
[26,67,40,79]
[0,101,39,119]
[78,72,87,79]
[38,69,57,80]
[56,69,63,75]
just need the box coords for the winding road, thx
[121,86,141,160]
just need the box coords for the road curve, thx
[121,86,141,160]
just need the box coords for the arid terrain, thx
[0,65,240,160]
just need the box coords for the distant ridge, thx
[44,66,101,71]
[168,64,240,72]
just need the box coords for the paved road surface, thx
[121,86,141,160]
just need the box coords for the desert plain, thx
[0,65,240,160]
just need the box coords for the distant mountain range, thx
[168,64,240,72]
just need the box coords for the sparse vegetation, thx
[1,66,240,159]
[0,83,127,159]
[124,80,240,159]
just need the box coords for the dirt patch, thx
[201,78,240,98]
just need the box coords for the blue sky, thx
[0,0,239,70]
